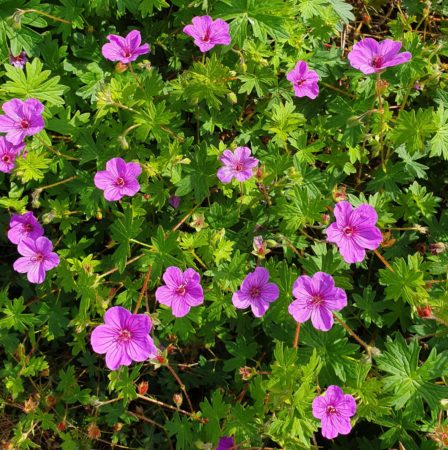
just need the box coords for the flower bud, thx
[173,393,183,407]
[239,366,255,381]
[137,381,149,395]
[118,135,129,150]
[57,421,66,432]
[430,242,446,255]
[87,423,101,440]
[375,79,389,97]
[417,305,431,318]
[113,422,123,432]
[227,92,238,104]
[115,62,128,73]
[332,185,347,202]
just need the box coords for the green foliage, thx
[0,0,447,449]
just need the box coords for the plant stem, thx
[129,238,153,250]
[137,394,205,423]
[98,254,144,279]
[35,135,79,161]
[129,62,146,93]
[334,315,371,353]
[17,8,71,24]
[133,266,152,314]
[36,176,78,192]
[293,322,301,349]
[165,364,194,413]
[320,81,356,99]
[373,248,394,272]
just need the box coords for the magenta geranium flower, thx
[102,30,150,64]
[155,267,204,317]
[9,52,28,69]
[94,157,142,201]
[232,267,279,318]
[348,38,412,75]
[216,436,235,450]
[0,136,25,173]
[183,16,231,53]
[312,385,357,439]
[286,61,320,99]
[8,212,44,245]
[326,201,383,264]
[288,272,347,331]
[13,236,59,284]
[0,98,44,145]
[169,195,181,209]
[90,306,158,371]
[217,147,259,184]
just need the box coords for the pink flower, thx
[312,385,357,439]
[90,306,158,371]
[217,147,259,184]
[183,16,231,53]
[326,201,383,264]
[0,136,25,173]
[102,30,150,64]
[288,272,347,331]
[0,98,44,145]
[348,38,412,75]
[286,61,320,99]
[13,237,59,284]
[169,195,181,209]
[9,52,28,69]
[232,267,279,317]
[155,267,204,317]
[94,157,142,201]
[8,212,44,245]
[216,436,235,450]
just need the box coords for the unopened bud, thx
[417,305,432,318]
[115,62,128,73]
[57,421,66,432]
[46,395,56,408]
[173,393,183,407]
[430,242,446,255]
[118,135,129,150]
[239,366,255,381]
[42,212,56,224]
[87,423,101,440]
[332,185,347,202]
[113,422,123,432]
[375,79,389,96]
[227,92,238,104]
[138,381,149,395]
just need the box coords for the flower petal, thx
[91,325,117,354]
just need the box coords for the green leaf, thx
[110,206,145,273]
[429,107,448,159]
[379,253,429,307]
[264,101,305,146]
[216,0,292,46]
[390,109,436,154]
[0,297,40,332]
[352,286,386,327]
[139,0,169,16]
[14,151,51,182]
[274,187,326,232]
[327,0,355,24]
[200,391,230,442]
[175,55,232,109]
[376,335,448,412]
[396,181,440,221]
[2,58,67,106]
